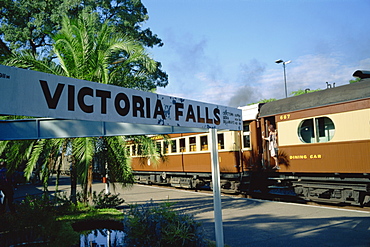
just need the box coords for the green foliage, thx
[0,139,37,175]
[52,12,157,85]
[349,77,361,83]
[0,0,168,89]
[248,98,277,105]
[0,192,125,246]
[104,136,135,185]
[290,88,321,96]
[124,201,208,247]
[2,11,154,201]
[258,98,277,103]
[1,0,168,208]
[0,0,162,52]
[92,190,125,209]
[66,190,126,212]
[73,137,94,187]
[250,88,323,105]
[18,194,55,212]
[1,193,211,246]
[131,135,161,164]
[128,135,171,166]
[0,194,79,246]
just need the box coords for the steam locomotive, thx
[129,70,370,206]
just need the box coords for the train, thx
[128,70,370,206]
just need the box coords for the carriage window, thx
[137,144,143,155]
[218,133,224,150]
[179,138,186,152]
[156,141,162,154]
[316,117,335,142]
[171,139,177,153]
[243,122,251,149]
[298,117,335,143]
[298,119,314,143]
[189,137,196,151]
[243,122,250,132]
[132,145,137,156]
[200,135,208,151]
[164,141,169,154]
[243,135,251,148]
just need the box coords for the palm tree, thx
[1,11,159,203]
[0,131,67,192]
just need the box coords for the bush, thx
[0,194,79,246]
[92,190,125,209]
[18,193,55,212]
[123,201,207,247]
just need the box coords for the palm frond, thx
[105,136,134,186]
[0,141,9,158]
[131,135,161,165]
[24,139,46,180]
[72,137,95,185]
[4,50,64,76]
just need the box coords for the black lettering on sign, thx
[133,95,145,118]
[213,108,221,125]
[68,85,75,111]
[205,107,213,124]
[37,80,228,127]
[40,80,65,109]
[197,106,205,123]
[115,93,130,116]
[153,99,166,119]
[175,103,184,121]
[78,87,93,113]
[96,89,111,114]
[0,72,10,79]
[146,98,151,118]
[186,105,196,122]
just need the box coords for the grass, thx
[1,193,226,247]
[57,205,124,222]
[0,193,125,246]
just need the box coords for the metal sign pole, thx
[209,128,224,247]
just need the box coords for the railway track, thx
[144,183,370,213]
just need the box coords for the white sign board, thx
[0,65,242,130]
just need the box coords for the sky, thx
[141,0,370,107]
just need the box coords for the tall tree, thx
[0,0,162,53]
[1,11,159,202]
[0,0,167,90]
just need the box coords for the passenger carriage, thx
[129,71,370,205]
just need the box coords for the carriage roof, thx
[259,78,370,117]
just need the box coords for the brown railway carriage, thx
[259,78,370,205]
[130,131,245,190]
[130,73,370,205]
[130,104,262,192]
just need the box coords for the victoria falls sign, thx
[0,65,242,131]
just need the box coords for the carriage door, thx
[262,117,276,169]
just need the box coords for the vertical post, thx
[283,62,287,98]
[107,229,111,247]
[103,144,110,195]
[105,159,110,194]
[209,128,224,247]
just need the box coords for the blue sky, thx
[141,0,370,107]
